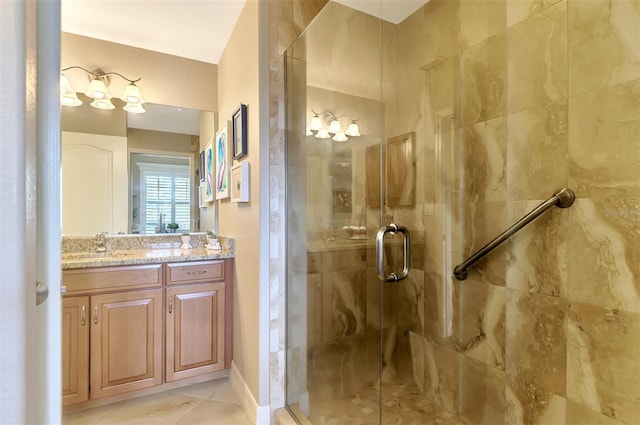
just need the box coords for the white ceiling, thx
[61,0,247,64]
[335,0,429,24]
[62,1,428,65]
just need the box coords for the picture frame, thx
[232,104,247,160]
[365,132,415,208]
[230,162,250,203]
[199,184,206,208]
[204,141,214,203]
[199,151,205,182]
[215,123,231,200]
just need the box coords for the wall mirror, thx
[61,96,214,236]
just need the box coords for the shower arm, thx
[453,188,575,281]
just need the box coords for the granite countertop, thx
[62,247,234,269]
[61,234,235,269]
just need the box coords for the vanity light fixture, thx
[60,66,146,113]
[307,109,361,142]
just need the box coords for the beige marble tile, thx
[323,270,367,338]
[460,356,506,425]
[506,199,569,297]
[84,392,201,425]
[567,197,640,312]
[458,33,507,127]
[452,201,508,286]
[292,0,327,40]
[507,1,567,113]
[567,302,640,424]
[424,272,456,349]
[568,0,640,96]
[454,116,506,203]
[277,0,295,56]
[506,100,568,201]
[568,79,640,198]
[424,340,462,414]
[458,0,506,50]
[506,386,566,425]
[506,290,567,397]
[169,379,241,405]
[425,56,460,135]
[507,0,565,27]
[454,279,506,370]
[566,399,624,425]
[175,400,250,425]
[397,269,425,337]
[424,0,461,64]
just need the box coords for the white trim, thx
[229,361,271,425]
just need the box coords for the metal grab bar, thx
[453,188,575,281]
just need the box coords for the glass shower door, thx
[284,2,388,423]
[284,1,438,423]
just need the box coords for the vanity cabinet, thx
[165,260,231,381]
[62,259,233,410]
[62,296,89,406]
[90,289,163,399]
[62,264,164,405]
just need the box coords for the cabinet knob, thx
[81,305,86,326]
[93,305,99,324]
[168,295,173,314]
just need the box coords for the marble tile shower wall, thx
[393,1,640,425]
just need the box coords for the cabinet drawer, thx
[63,264,162,295]
[166,260,225,285]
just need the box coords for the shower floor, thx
[304,382,468,425]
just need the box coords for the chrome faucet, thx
[95,232,109,252]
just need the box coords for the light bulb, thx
[61,92,82,107]
[346,122,361,137]
[328,119,342,134]
[332,132,348,142]
[90,98,115,110]
[309,115,323,131]
[123,102,146,114]
[314,128,331,139]
[120,83,145,104]
[85,78,110,100]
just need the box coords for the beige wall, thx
[127,128,193,153]
[213,0,263,404]
[61,33,218,112]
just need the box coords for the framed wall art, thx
[204,141,214,203]
[230,162,250,203]
[215,123,231,200]
[199,151,205,182]
[232,104,247,160]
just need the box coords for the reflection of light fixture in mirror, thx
[60,66,146,113]
[332,131,348,142]
[307,109,362,142]
[60,73,83,106]
[315,128,331,139]
[345,121,361,137]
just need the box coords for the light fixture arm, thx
[311,109,358,122]
[61,65,142,84]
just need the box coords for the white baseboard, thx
[229,361,271,424]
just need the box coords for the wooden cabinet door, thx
[62,296,90,406]
[90,288,162,399]
[166,282,225,382]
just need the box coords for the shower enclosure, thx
[285,1,640,424]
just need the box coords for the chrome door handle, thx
[376,223,411,283]
[36,281,49,305]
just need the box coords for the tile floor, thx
[304,382,468,425]
[63,378,252,425]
